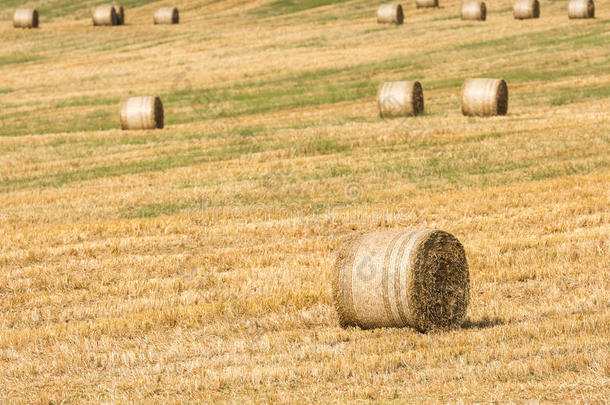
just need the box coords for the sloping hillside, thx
[0,0,608,402]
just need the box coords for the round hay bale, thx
[461,78,508,117]
[13,8,39,28]
[461,1,486,20]
[92,5,118,26]
[416,0,439,8]
[333,229,470,332]
[377,4,404,24]
[120,96,164,130]
[513,0,540,19]
[114,5,124,25]
[568,0,594,18]
[154,7,180,24]
[377,81,424,118]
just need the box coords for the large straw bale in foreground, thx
[377,4,404,24]
[377,81,424,117]
[120,96,164,130]
[513,0,540,19]
[154,7,180,24]
[13,8,39,28]
[333,229,470,332]
[461,1,486,20]
[461,78,508,116]
[92,5,118,26]
[568,0,594,18]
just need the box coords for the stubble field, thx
[0,0,608,403]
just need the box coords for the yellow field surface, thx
[0,0,608,402]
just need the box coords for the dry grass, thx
[0,0,608,403]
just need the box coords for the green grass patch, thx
[549,85,610,106]
[0,53,41,67]
[253,0,351,16]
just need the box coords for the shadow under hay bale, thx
[377,81,424,117]
[513,0,540,19]
[568,0,595,18]
[154,7,180,25]
[461,1,486,21]
[377,4,404,24]
[13,8,39,28]
[461,78,508,117]
[114,5,124,25]
[333,229,470,332]
[416,0,439,8]
[92,5,118,26]
[120,96,164,130]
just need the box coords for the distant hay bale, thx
[120,96,164,130]
[416,0,439,8]
[377,4,404,24]
[377,81,424,117]
[13,8,39,28]
[92,5,118,26]
[568,0,594,18]
[333,229,470,332]
[114,5,124,25]
[513,0,540,19]
[461,78,508,116]
[154,7,180,24]
[461,1,486,20]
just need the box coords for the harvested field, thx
[0,0,608,403]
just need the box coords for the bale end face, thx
[461,78,508,117]
[113,6,125,25]
[377,81,424,118]
[120,96,164,130]
[333,229,470,332]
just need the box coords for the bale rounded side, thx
[92,5,118,26]
[377,81,424,118]
[13,8,39,28]
[113,5,124,25]
[333,229,470,332]
[568,0,594,18]
[377,4,404,24]
[461,1,486,20]
[154,7,180,24]
[461,78,508,117]
[416,0,439,8]
[513,0,540,19]
[120,96,164,130]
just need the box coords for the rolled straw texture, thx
[92,5,118,26]
[13,8,39,28]
[568,0,594,18]
[333,229,470,332]
[461,78,508,116]
[120,96,164,130]
[377,4,404,24]
[461,1,486,20]
[377,81,424,117]
[513,0,540,19]
[154,7,180,24]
